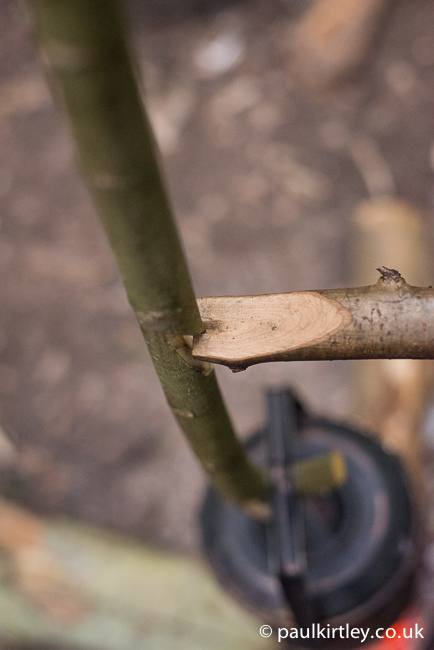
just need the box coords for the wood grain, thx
[195,292,352,366]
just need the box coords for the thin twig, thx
[28,0,267,515]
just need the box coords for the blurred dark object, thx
[202,389,418,647]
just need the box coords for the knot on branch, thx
[376,266,406,286]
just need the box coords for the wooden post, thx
[351,197,433,484]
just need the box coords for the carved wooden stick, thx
[193,268,434,371]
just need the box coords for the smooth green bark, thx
[29,0,267,513]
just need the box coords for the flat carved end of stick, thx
[193,292,352,370]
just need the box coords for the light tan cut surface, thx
[195,293,352,365]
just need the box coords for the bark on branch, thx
[192,268,434,371]
[28,0,267,516]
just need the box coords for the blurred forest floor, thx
[0,0,434,553]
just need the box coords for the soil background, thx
[1,0,434,555]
